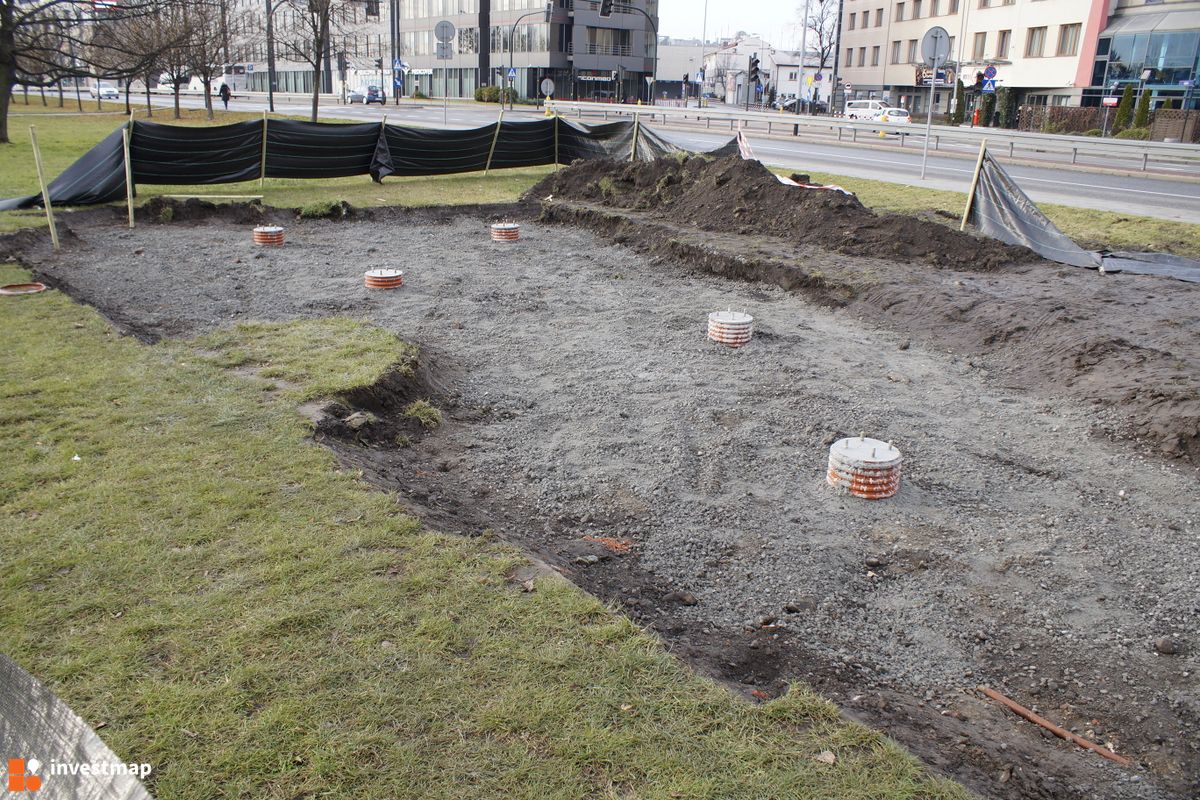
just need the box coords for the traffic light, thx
[611,69,618,81]
[599,0,614,17]
[544,1,552,22]
[373,58,382,70]
[748,53,760,85]
[974,71,984,91]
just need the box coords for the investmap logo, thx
[6,759,42,793]
[6,757,152,793]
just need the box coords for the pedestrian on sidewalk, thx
[219,83,231,111]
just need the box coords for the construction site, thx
[2,139,1197,800]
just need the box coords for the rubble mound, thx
[527,155,1037,271]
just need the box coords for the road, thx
[158,93,1200,222]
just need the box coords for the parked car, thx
[775,97,829,114]
[347,87,366,103]
[88,82,119,100]
[879,107,911,123]
[365,85,386,104]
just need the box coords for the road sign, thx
[246,63,254,73]
[983,65,997,80]
[434,20,456,42]
[981,78,996,93]
[1102,96,1119,107]
[507,67,517,80]
[921,26,951,68]
[645,76,653,86]
[540,77,555,96]
[436,41,452,59]
[814,73,822,81]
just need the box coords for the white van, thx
[844,99,887,119]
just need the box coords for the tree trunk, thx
[0,72,10,144]
[173,84,181,119]
[145,79,153,118]
[124,84,131,116]
[58,82,64,108]
[203,78,213,120]
[0,0,11,140]
[40,85,46,106]
[75,79,82,111]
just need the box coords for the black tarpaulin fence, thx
[0,116,701,212]
[966,149,1200,283]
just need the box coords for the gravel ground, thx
[13,209,1199,800]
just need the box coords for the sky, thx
[657,0,809,50]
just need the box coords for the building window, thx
[891,40,902,63]
[907,39,918,61]
[931,0,940,14]
[875,8,883,25]
[871,44,881,65]
[858,46,867,66]
[848,12,856,30]
[997,29,1010,58]
[948,0,959,11]
[978,0,989,7]
[895,3,905,21]
[1057,23,1081,56]
[973,31,986,59]
[847,47,855,66]
[913,0,922,17]
[1026,26,1046,57]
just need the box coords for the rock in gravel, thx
[784,597,818,613]
[664,591,698,606]
[1154,637,1181,655]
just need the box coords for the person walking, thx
[219,83,231,111]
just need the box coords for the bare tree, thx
[187,1,226,120]
[276,0,367,122]
[801,0,837,101]
[0,0,168,143]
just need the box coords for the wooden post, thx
[630,114,641,162]
[553,110,559,170]
[960,139,987,231]
[29,126,59,252]
[484,107,505,176]
[122,125,135,229]
[259,111,268,188]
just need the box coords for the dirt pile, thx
[527,155,1036,271]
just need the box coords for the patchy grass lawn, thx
[0,262,968,800]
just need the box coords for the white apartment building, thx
[838,0,1107,112]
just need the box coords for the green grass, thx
[0,262,968,799]
[403,399,444,429]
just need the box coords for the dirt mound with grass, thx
[527,155,1035,270]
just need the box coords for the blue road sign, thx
[982,78,997,93]
[983,65,997,80]
[507,67,517,80]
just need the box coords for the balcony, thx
[585,43,633,56]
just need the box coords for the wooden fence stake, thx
[260,111,268,187]
[484,107,505,176]
[122,124,135,228]
[960,139,987,231]
[29,126,59,251]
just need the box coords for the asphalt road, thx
[160,93,1200,222]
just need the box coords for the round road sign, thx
[540,77,555,96]
[434,20,456,43]
[920,26,951,68]
[983,65,997,79]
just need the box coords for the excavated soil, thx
[4,185,1199,800]
[527,155,1037,271]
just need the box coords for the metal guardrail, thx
[546,100,1200,171]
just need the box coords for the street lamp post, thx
[506,4,553,110]
[265,0,283,112]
